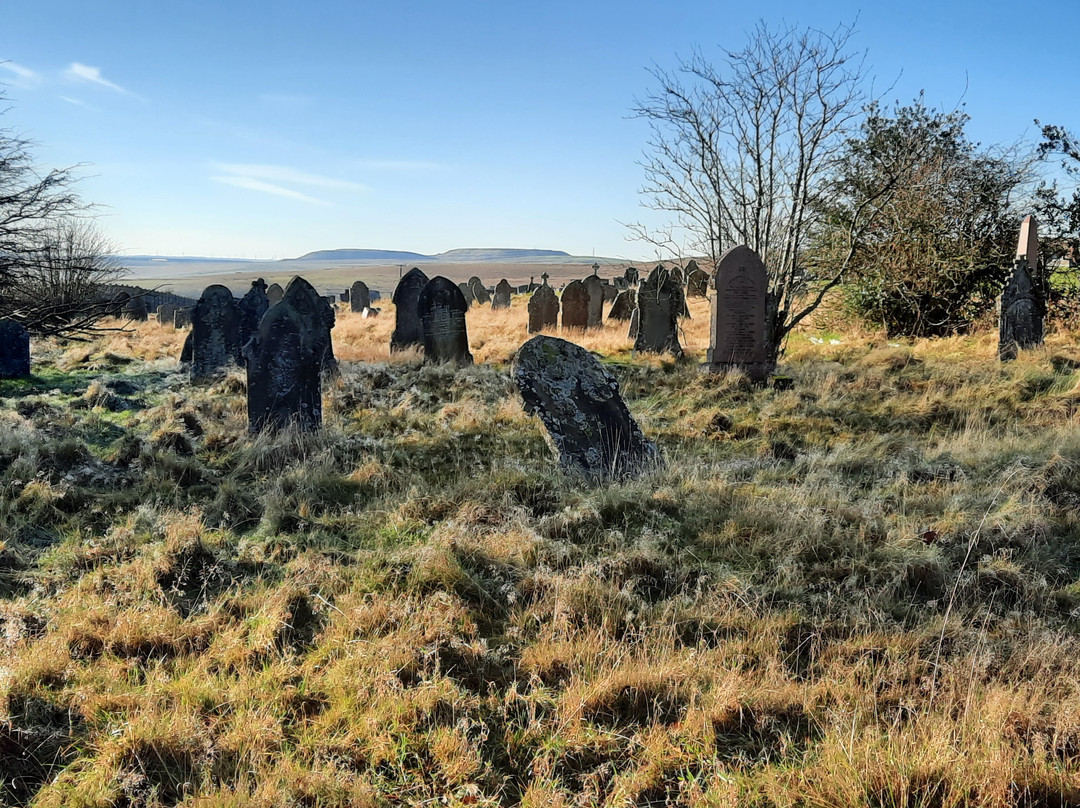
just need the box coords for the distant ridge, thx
[291,247,576,263]
[295,249,433,261]
[434,248,571,261]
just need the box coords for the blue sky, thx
[3,0,1078,260]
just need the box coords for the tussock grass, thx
[3,300,1080,805]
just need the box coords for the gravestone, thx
[624,266,639,287]
[468,276,490,305]
[391,267,430,352]
[285,278,338,377]
[492,279,513,310]
[266,283,284,306]
[669,266,684,288]
[0,319,31,379]
[527,274,559,333]
[110,291,130,317]
[350,280,371,313]
[340,290,350,303]
[602,282,617,303]
[704,245,772,382]
[999,217,1044,361]
[122,294,148,322]
[634,266,683,357]
[458,282,475,307]
[238,278,270,353]
[584,274,605,328]
[156,304,177,326]
[686,268,710,298]
[628,307,640,339]
[190,284,242,381]
[173,307,193,329]
[515,335,659,481]
[244,293,323,433]
[418,276,473,364]
[560,280,589,330]
[608,290,636,321]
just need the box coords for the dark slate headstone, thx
[458,282,475,307]
[156,304,177,326]
[517,284,531,294]
[999,258,1044,361]
[244,295,322,433]
[418,276,473,365]
[340,290,350,303]
[173,307,193,329]
[614,277,629,291]
[0,319,31,379]
[634,266,684,357]
[527,275,559,333]
[624,266,639,287]
[281,277,338,377]
[468,276,490,305]
[515,336,659,481]
[370,290,381,302]
[560,280,589,330]
[687,268,710,298]
[584,274,604,329]
[492,279,513,310]
[609,290,636,321]
[190,284,241,381]
[705,245,772,381]
[266,283,284,306]
[238,278,270,353]
[602,282,617,303]
[669,266,685,288]
[123,294,148,322]
[391,267,430,353]
[350,280,371,313]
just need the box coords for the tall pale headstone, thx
[705,245,772,382]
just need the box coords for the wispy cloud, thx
[213,162,368,192]
[1,61,42,87]
[350,158,449,172]
[58,96,87,107]
[64,62,132,95]
[212,175,331,206]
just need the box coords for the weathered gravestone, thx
[173,307,193,329]
[350,280,371,313]
[122,294,148,322]
[468,276,490,305]
[609,290,636,321]
[560,280,589,330]
[418,276,473,364]
[999,215,1045,361]
[458,283,475,307]
[266,283,284,306]
[0,319,31,379]
[391,267,430,352]
[515,336,659,481]
[628,307,640,340]
[286,279,339,377]
[634,266,684,357]
[156,304,177,326]
[584,274,605,328]
[340,290,350,304]
[244,285,324,433]
[190,285,242,381]
[110,291,130,317]
[602,282,617,303]
[238,278,270,353]
[624,266,639,287]
[686,268,710,298]
[669,266,684,288]
[492,279,513,310]
[704,245,772,382]
[527,274,559,333]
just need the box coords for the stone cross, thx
[527,274,559,333]
[418,276,473,364]
[704,245,772,382]
[390,267,430,352]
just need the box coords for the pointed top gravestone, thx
[608,289,636,321]
[528,273,559,333]
[515,336,659,481]
[238,278,270,353]
[0,319,31,379]
[705,245,772,382]
[266,283,284,306]
[391,267,430,352]
[492,279,513,310]
[561,279,589,330]
[468,276,490,305]
[418,276,473,364]
[282,276,337,376]
[634,266,683,357]
[350,280,371,313]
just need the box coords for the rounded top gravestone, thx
[391,267,430,352]
[266,283,284,306]
[583,274,605,328]
[634,266,684,357]
[492,279,513,310]
[560,280,589,330]
[705,245,772,381]
[282,276,338,377]
[350,280,371,313]
[468,276,490,306]
[527,275,559,334]
[190,284,241,382]
[417,276,473,365]
[238,278,270,352]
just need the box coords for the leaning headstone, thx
[624,266,639,287]
[418,276,473,365]
[123,294,148,322]
[515,336,659,481]
[350,280,371,313]
[156,304,177,326]
[584,274,605,328]
[527,274,560,333]
[560,280,589,330]
[173,307,193,329]
[238,278,270,352]
[468,276,490,306]
[609,290,636,321]
[999,216,1044,361]
[704,245,772,382]
[634,266,683,357]
[628,307,640,340]
[0,319,31,379]
[391,268,429,353]
[190,285,242,381]
[492,279,513,310]
[266,283,284,306]
[686,268,710,298]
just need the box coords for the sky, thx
[3,0,1079,261]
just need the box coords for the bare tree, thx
[630,21,914,360]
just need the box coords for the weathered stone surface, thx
[527,275,559,333]
[350,280,371,313]
[340,290,350,303]
[468,276,490,305]
[634,266,683,357]
[515,336,659,481]
[492,279,512,310]
[238,278,269,353]
[608,289,636,321]
[458,283,475,307]
[560,280,589,330]
[266,283,284,306]
[244,296,322,433]
[122,294,148,322]
[705,245,772,381]
[156,304,177,326]
[999,258,1044,360]
[190,285,241,381]
[391,267,430,352]
[669,266,684,288]
[628,307,640,339]
[173,307,193,329]
[686,268,710,298]
[601,282,617,303]
[281,277,338,377]
[418,276,473,364]
[624,266,639,286]
[0,319,31,379]
[584,274,605,328]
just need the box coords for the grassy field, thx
[4,294,1080,807]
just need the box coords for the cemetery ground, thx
[6,295,1080,807]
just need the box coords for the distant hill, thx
[434,248,571,261]
[294,249,434,261]
[291,247,581,263]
